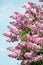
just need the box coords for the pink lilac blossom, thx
[31,55,43,62]
[25,34,43,45]
[24,51,34,58]
[39,0,43,2]
[27,42,41,52]
[3,1,43,65]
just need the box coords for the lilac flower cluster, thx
[39,0,43,2]
[3,1,43,65]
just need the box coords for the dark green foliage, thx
[40,45,43,54]
[21,28,34,41]
[22,47,30,60]
[31,62,43,65]
[41,32,43,36]
[32,19,37,24]
[21,62,43,65]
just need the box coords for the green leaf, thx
[37,46,43,55]
[39,45,43,54]
[40,50,43,54]
[21,35,26,41]
[28,30,34,35]
[21,28,34,41]
[32,19,37,24]
[22,28,33,34]
[41,32,43,36]
[31,62,43,65]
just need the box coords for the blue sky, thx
[0,0,43,65]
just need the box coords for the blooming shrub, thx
[3,1,43,65]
